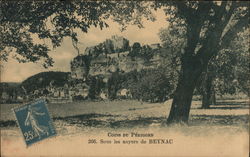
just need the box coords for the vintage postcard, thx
[0,1,249,157]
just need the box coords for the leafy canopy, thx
[1,1,248,71]
[0,1,154,67]
[157,1,249,64]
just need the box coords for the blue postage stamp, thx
[13,99,56,146]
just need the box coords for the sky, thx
[1,10,169,82]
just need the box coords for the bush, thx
[121,68,175,103]
[87,76,106,99]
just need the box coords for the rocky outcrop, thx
[71,36,163,79]
[69,35,163,100]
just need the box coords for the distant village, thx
[1,35,164,104]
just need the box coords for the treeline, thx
[0,82,21,103]
[88,67,176,103]
[21,71,70,94]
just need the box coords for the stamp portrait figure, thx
[24,105,49,139]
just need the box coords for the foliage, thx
[21,71,70,93]
[0,1,155,67]
[0,82,20,98]
[158,14,249,98]
[88,75,106,99]
[1,1,249,123]
[129,42,142,57]
[107,71,124,100]
[128,43,155,61]
[213,28,250,96]
[135,69,174,102]
[155,1,249,123]
[119,68,175,103]
[71,55,92,76]
[140,45,154,61]
[158,25,185,69]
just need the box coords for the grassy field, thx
[1,99,249,129]
[1,99,249,157]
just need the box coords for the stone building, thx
[150,43,161,49]
[109,35,129,52]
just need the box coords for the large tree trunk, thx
[202,87,216,109]
[201,73,216,109]
[167,56,203,124]
[166,1,241,124]
[202,86,216,109]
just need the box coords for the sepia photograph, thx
[0,1,249,156]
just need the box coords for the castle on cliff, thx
[66,35,164,101]
[70,35,162,79]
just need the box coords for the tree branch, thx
[221,14,249,49]
[196,2,248,69]
[220,1,236,30]
[173,1,194,21]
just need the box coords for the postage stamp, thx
[13,99,56,146]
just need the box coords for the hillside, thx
[21,71,70,93]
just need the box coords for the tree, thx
[88,76,105,100]
[199,27,249,109]
[159,13,249,110]
[129,42,142,58]
[21,71,69,94]
[1,1,249,124]
[141,45,154,62]
[158,23,185,84]
[133,68,174,103]
[107,71,123,100]
[156,1,249,124]
[199,67,216,109]
[233,29,250,96]
[0,1,154,67]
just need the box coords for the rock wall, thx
[71,36,162,79]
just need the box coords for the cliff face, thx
[87,54,164,78]
[70,36,163,79]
